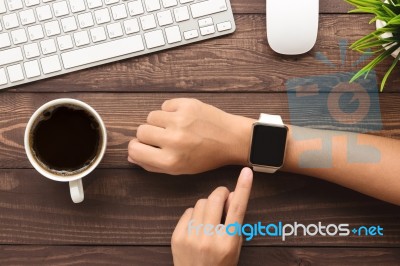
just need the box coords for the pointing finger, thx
[225,168,253,226]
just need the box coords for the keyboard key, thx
[105,0,119,4]
[144,0,160,12]
[217,21,231,32]
[0,33,11,48]
[111,4,128,20]
[24,60,41,78]
[144,29,165,49]
[123,18,139,34]
[90,26,107,42]
[40,55,62,74]
[23,43,40,58]
[140,14,156,30]
[127,0,144,16]
[3,14,19,29]
[44,21,61,36]
[87,0,102,8]
[57,35,73,50]
[7,64,24,82]
[0,68,7,85]
[198,17,212,28]
[27,25,44,40]
[19,9,36,25]
[53,1,69,17]
[190,0,227,19]
[200,25,215,36]
[36,5,53,21]
[6,0,23,11]
[61,35,145,69]
[73,31,90,46]
[69,0,86,13]
[173,6,189,22]
[24,0,39,6]
[94,8,111,24]
[161,0,176,8]
[61,16,78,32]
[183,29,198,40]
[107,22,123,38]
[157,10,173,26]
[11,29,28,44]
[78,12,94,28]
[40,39,57,54]
[165,25,181,44]
[0,0,6,13]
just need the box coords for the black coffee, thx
[30,105,102,175]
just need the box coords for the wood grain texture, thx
[1,246,400,266]
[0,246,173,266]
[0,168,399,245]
[1,2,400,262]
[6,15,399,93]
[0,92,397,169]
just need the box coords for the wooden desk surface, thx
[1,0,400,265]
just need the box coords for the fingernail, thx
[241,167,253,178]
[127,157,135,164]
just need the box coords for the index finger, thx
[225,167,253,225]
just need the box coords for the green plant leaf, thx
[350,45,399,83]
[380,46,400,91]
[346,0,400,91]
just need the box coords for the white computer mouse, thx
[267,0,319,55]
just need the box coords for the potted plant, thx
[346,0,400,91]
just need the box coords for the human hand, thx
[171,167,253,266]
[128,98,255,175]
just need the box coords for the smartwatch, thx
[248,114,289,173]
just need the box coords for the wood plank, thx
[1,246,400,266]
[239,247,400,266]
[6,15,399,93]
[0,168,399,245]
[0,246,173,266]
[0,92,397,169]
[232,0,354,14]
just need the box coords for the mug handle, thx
[69,179,84,203]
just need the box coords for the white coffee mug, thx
[24,99,107,203]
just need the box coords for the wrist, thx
[280,125,300,173]
[225,114,256,166]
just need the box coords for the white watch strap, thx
[258,114,284,126]
[251,113,284,174]
[253,165,278,174]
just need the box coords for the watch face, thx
[250,124,288,167]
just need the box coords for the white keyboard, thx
[0,0,235,90]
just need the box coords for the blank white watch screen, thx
[250,125,288,167]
